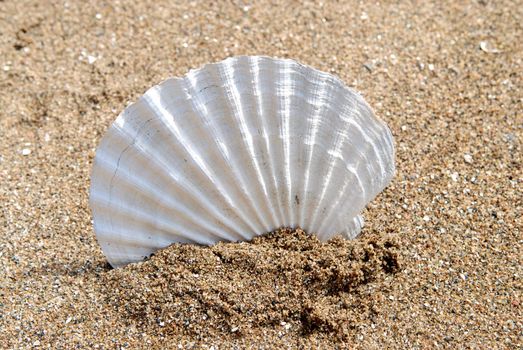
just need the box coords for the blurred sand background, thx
[0,0,521,348]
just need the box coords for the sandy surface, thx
[0,0,521,348]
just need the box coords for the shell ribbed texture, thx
[90,56,395,267]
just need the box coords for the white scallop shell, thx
[90,56,395,267]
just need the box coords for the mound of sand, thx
[104,229,400,345]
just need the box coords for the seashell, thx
[90,56,395,268]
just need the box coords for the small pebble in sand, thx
[389,54,398,65]
[464,154,473,163]
[21,148,31,156]
[479,41,501,54]
[87,55,97,64]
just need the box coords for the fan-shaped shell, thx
[90,56,395,267]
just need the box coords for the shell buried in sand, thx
[90,56,395,268]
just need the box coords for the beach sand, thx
[0,0,521,348]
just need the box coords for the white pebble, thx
[451,172,459,182]
[22,148,31,156]
[87,55,97,64]
[390,54,398,65]
[464,154,473,163]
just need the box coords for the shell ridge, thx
[351,99,392,180]
[335,95,393,192]
[91,153,239,243]
[256,58,287,226]
[91,141,248,247]
[285,62,318,228]
[279,61,294,226]
[248,57,282,228]
[316,117,394,235]
[148,82,267,237]
[315,157,370,236]
[242,58,286,230]
[320,133,395,234]
[305,83,367,236]
[338,113,383,190]
[93,193,214,247]
[107,113,156,240]
[212,58,274,231]
[182,69,267,234]
[299,71,334,233]
[136,91,253,238]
